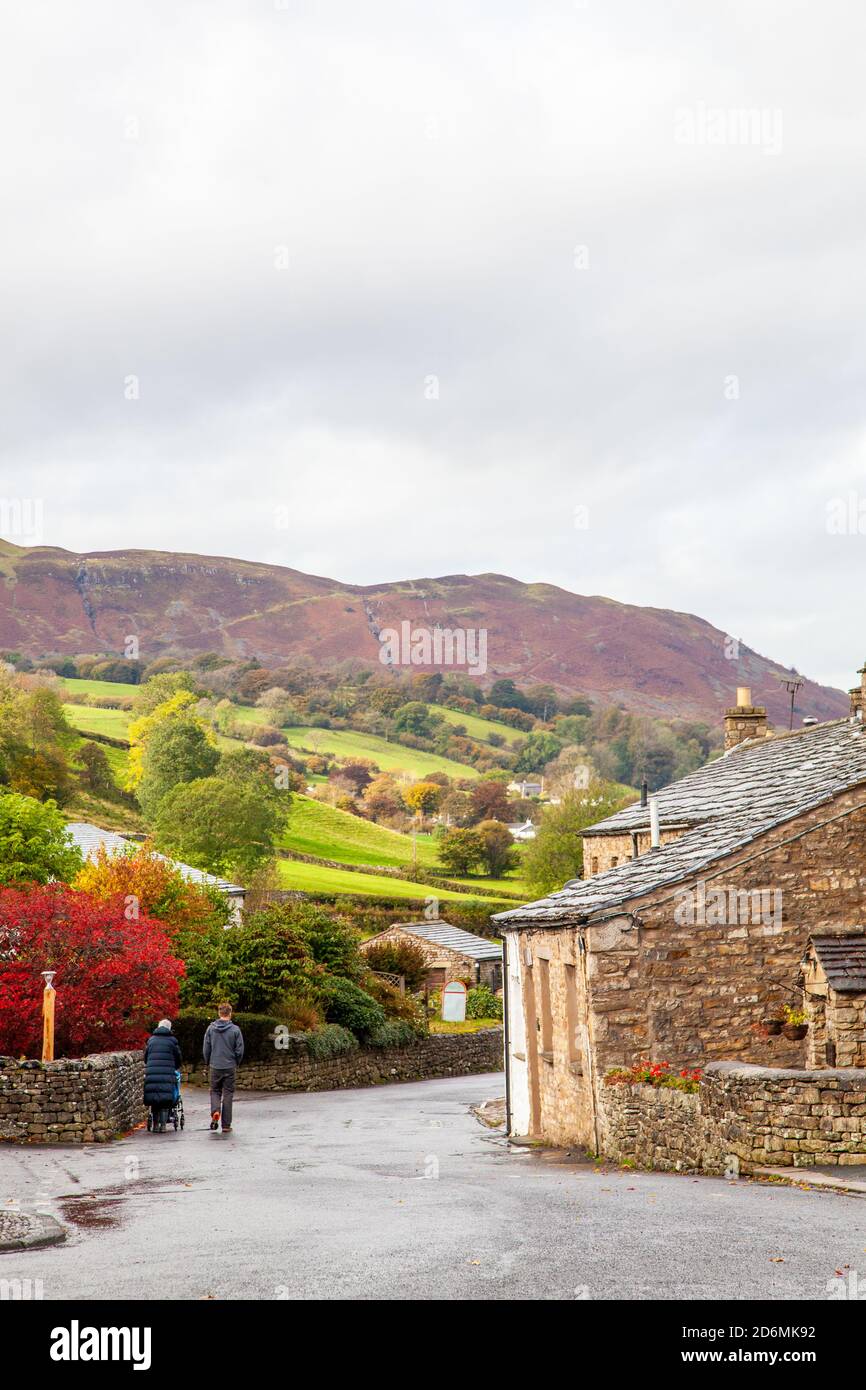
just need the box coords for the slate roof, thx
[375,920,502,960]
[496,718,866,929]
[810,935,866,993]
[65,822,245,897]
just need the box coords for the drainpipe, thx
[502,937,512,1138]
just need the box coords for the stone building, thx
[496,673,866,1150]
[359,920,503,991]
[803,931,866,1068]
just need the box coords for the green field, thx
[63,704,131,739]
[281,795,440,869]
[280,795,528,898]
[275,857,514,904]
[59,677,140,700]
[278,726,480,780]
[429,704,527,747]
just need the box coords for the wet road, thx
[0,1074,863,1300]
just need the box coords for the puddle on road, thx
[58,1194,124,1230]
[57,1176,197,1232]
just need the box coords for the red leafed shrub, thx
[0,885,184,1059]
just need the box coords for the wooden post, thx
[41,971,56,1063]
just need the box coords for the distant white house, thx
[508,779,543,798]
[507,819,537,842]
[65,822,245,923]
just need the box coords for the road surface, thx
[0,1074,862,1300]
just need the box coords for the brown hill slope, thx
[0,542,847,724]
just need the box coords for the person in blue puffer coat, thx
[143,1019,182,1133]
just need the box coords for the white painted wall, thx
[504,933,530,1136]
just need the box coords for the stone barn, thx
[496,677,866,1151]
[360,921,503,992]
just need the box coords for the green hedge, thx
[366,1020,422,1049]
[171,1011,362,1065]
[303,1024,358,1060]
[170,1010,283,1064]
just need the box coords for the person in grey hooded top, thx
[203,1003,245,1132]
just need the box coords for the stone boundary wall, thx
[0,1052,145,1145]
[600,1082,714,1172]
[182,1027,504,1092]
[601,1062,866,1173]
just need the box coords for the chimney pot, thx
[736,686,752,708]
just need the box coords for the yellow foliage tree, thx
[125,690,205,790]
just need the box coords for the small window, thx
[610,856,618,868]
[591,857,599,875]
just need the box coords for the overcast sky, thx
[2,1,865,689]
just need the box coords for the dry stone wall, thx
[0,1051,145,1145]
[600,1062,866,1172]
[183,1027,504,1092]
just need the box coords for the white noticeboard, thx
[442,980,467,1023]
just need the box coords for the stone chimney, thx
[849,663,866,720]
[724,687,769,751]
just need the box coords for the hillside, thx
[0,542,848,724]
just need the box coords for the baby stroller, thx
[147,1070,185,1133]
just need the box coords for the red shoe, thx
[210,1111,220,1131]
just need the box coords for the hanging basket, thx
[782,1022,808,1041]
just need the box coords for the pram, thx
[146,1070,185,1133]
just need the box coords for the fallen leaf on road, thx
[769,1257,785,1263]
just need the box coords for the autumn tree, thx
[435,827,485,876]
[362,773,404,819]
[362,937,429,993]
[0,884,183,1057]
[75,844,231,939]
[403,780,442,816]
[470,778,511,823]
[475,819,520,877]
[131,671,197,717]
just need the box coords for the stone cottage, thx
[359,920,503,991]
[496,678,866,1150]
